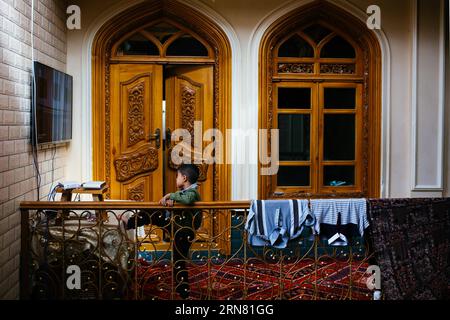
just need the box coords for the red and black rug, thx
[135,258,373,300]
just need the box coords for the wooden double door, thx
[109,63,214,244]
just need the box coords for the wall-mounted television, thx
[32,62,73,145]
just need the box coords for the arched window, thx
[275,23,359,76]
[259,6,382,200]
[320,36,356,58]
[278,35,314,58]
[117,33,160,56]
[113,19,213,61]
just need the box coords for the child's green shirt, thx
[169,184,202,229]
[169,185,201,204]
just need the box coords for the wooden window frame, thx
[259,2,382,199]
[318,82,363,194]
[273,82,317,195]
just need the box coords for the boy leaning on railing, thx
[124,164,202,299]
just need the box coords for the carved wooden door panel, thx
[110,64,163,201]
[165,65,214,201]
[165,65,214,238]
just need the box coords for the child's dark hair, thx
[178,164,200,184]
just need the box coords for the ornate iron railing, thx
[20,201,374,300]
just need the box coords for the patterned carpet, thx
[367,198,450,300]
[136,259,373,300]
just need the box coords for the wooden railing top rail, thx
[20,201,252,210]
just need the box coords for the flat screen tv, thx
[32,62,73,145]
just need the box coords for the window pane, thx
[278,114,310,161]
[277,166,310,187]
[278,88,311,109]
[145,22,180,44]
[320,36,356,58]
[324,88,356,109]
[118,33,159,56]
[278,35,314,58]
[303,24,332,44]
[324,114,355,161]
[166,34,208,56]
[323,166,355,186]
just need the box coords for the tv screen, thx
[32,62,73,144]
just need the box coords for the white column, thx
[410,0,446,197]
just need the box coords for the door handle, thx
[166,128,171,148]
[149,128,160,149]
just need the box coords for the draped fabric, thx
[367,198,450,300]
[310,198,369,237]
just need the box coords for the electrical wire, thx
[47,145,58,201]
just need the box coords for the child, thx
[125,164,201,299]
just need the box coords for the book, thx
[61,181,82,190]
[82,181,106,189]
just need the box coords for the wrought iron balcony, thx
[20,201,374,300]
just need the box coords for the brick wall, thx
[0,0,68,299]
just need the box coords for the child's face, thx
[176,171,188,189]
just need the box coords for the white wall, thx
[445,1,450,198]
[65,0,448,200]
[410,0,446,198]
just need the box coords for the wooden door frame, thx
[258,1,382,199]
[92,0,232,202]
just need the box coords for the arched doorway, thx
[92,0,231,202]
[91,0,232,250]
[259,1,382,199]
